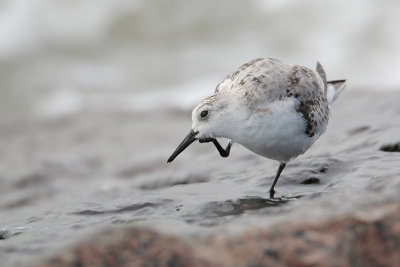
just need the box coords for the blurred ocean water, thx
[1,2,400,266]
[0,0,399,119]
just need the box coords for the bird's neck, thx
[213,105,252,140]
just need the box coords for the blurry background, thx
[0,0,399,121]
[1,1,400,266]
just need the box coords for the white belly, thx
[229,99,325,162]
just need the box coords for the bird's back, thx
[215,58,329,138]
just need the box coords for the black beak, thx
[167,130,198,163]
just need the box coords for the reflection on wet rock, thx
[71,202,162,216]
[202,197,291,217]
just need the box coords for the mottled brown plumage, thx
[215,58,329,137]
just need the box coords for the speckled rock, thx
[38,202,400,267]
[38,228,205,267]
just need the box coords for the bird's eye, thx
[200,110,208,118]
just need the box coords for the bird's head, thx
[167,94,230,162]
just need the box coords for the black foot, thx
[199,138,214,143]
[199,138,232,158]
[269,189,275,198]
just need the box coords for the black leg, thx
[199,138,233,157]
[212,139,232,157]
[269,162,286,198]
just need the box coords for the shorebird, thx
[167,58,346,197]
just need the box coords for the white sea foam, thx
[0,0,399,118]
[35,78,217,119]
[0,0,141,57]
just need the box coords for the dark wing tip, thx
[316,61,327,94]
[327,79,346,84]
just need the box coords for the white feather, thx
[326,80,346,105]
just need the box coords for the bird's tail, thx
[326,79,346,104]
[316,62,346,105]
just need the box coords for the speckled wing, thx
[286,64,329,137]
[215,58,285,98]
[214,58,329,137]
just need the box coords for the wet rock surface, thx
[1,89,400,266]
[38,203,400,267]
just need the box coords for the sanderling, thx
[167,58,346,197]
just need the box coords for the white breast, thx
[228,98,323,162]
